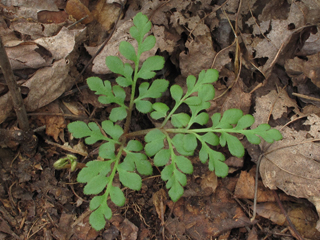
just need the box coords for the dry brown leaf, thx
[285,52,320,88]
[300,30,320,55]
[0,19,21,46]
[36,102,66,142]
[0,26,85,123]
[73,215,99,240]
[179,31,215,77]
[260,123,320,230]
[174,13,216,77]
[183,166,218,198]
[153,25,180,54]
[253,87,320,230]
[152,188,167,220]
[211,44,233,72]
[79,88,106,108]
[62,100,87,117]
[247,227,258,240]
[37,10,68,24]
[246,2,305,74]
[35,27,86,61]
[61,142,88,157]
[255,202,320,239]
[52,213,75,239]
[252,89,300,129]
[3,0,60,19]
[65,0,94,24]
[284,52,320,107]
[5,43,52,70]
[10,20,65,39]
[200,171,218,193]
[221,79,252,114]
[234,168,290,202]
[0,94,13,124]
[0,59,73,122]
[224,156,244,173]
[118,218,138,240]
[92,1,121,31]
[22,59,75,112]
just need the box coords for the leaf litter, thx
[0,0,320,239]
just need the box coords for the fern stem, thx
[165,128,248,134]
[124,128,157,138]
[105,145,124,194]
[161,96,189,128]
[123,54,141,134]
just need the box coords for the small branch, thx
[0,35,29,131]
[0,35,38,157]
[273,191,305,240]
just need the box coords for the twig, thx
[67,15,89,30]
[292,92,320,102]
[0,35,38,157]
[45,139,88,157]
[273,191,305,240]
[0,35,29,131]
[251,154,263,222]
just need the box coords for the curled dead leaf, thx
[152,188,167,220]
[37,10,68,24]
[92,0,122,31]
[260,124,320,232]
[255,202,320,239]
[65,0,94,24]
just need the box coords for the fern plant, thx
[64,12,282,231]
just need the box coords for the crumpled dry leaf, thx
[221,79,252,114]
[5,43,53,70]
[36,102,66,142]
[92,0,121,30]
[253,87,320,230]
[35,27,85,61]
[37,10,68,24]
[244,1,305,75]
[10,20,65,39]
[0,59,72,123]
[2,0,60,19]
[118,218,138,240]
[284,52,320,107]
[152,188,167,220]
[153,25,180,54]
[300,31,320,55]
[173,12,216,77]
[0,94,12,124]
[179,31,215,77]
[52,213,74,240]
[285,52,320,88]
[0,26,85,124]
[65,0,94,24]
[255,202,320,239]
[73,215,99,240]
[62,100,87,117]
[252,89,300,129]
[234,168,291,202]
[260,122,320,198]
[23,59,75,112]
[182,164,218,198]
